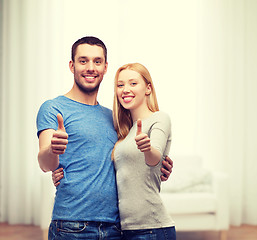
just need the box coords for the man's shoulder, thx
[99,104,113,115]
[37,96,66,123]
[41,95,65,105]
[39,96,68,111]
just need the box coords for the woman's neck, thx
[131,105,153,123]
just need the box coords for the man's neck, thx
[65,88,98,105]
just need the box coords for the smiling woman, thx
[111,62,176,239]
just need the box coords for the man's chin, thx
[78,84,100,94]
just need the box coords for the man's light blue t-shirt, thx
[37,96,119,223]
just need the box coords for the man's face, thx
[69,44,108,94]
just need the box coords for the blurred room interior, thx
[0,0,256,239]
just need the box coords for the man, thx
[37,36,173,239]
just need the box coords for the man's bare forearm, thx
[38,146,59,172]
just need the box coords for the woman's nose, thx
[122,84,130,93]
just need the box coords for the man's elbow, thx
[38,160,49,173]
[38,152,50,173]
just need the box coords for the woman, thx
[112,63,176,240]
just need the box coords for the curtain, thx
[0,0,65,224]
[0,0,256,226]
[196,0,257,225]
[243,0,257,224]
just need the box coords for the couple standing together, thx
[37,36,176,240]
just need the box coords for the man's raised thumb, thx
[57,113,65,131]
[136,119,142,135]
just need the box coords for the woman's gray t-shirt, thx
[114,111,175,230]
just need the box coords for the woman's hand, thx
[135,119,151,152]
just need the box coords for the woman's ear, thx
[146,83,152,96]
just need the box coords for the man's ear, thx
[69,60,74,74]
[104,61,108,75]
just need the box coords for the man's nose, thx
[86,61,95,72]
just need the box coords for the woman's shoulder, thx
[153,110,171,122]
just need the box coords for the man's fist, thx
[51,114,68,155]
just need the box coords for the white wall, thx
[60,0,202,157]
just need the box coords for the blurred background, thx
[0,0,256,230]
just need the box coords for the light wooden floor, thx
[0,223,256,240]
[177,225,257,240]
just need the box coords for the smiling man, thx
[69,43,107,97]
[36,36,173,240]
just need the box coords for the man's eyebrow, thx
[77,56,104,61]
[94,57,104,60]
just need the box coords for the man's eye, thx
[80,60,86,64]
[95,60,102,64]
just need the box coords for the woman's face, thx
[116,69,151,111]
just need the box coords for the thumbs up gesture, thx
[135,119,151,152]
[51,113,68,155]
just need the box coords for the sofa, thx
[160,156,230,240]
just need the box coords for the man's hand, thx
[161,156,173,181]
[38,114,68,172]
[52,168,64,187]
[135,119,151,152]
[51,114,68,155]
